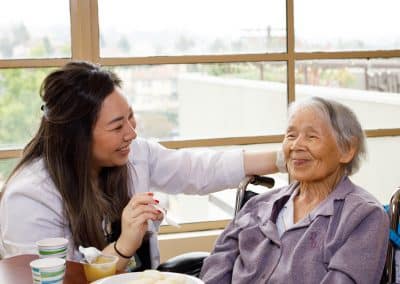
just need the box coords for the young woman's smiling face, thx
[92,87,137,170]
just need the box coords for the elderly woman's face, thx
[283,107,349,182]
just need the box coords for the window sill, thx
[159,220,229,234]
[159,229,222,263]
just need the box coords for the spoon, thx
[79,246,101,264]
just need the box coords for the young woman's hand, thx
[116,192,163,257]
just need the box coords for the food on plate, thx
[126,270,186,284]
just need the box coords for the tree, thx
[12,23,30,46]
[210,38,225,53]
[0,38,13,58]
[30,37,54,58]
[175,35,195,53]
[0,68,49,183]
[0,68,49,145]
[117,36,130,53]
[43,37,54,56]
[0,23,30,58]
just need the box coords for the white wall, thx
[178,74,287,137]
[177,74,400,203]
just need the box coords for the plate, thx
[92,271,204,284]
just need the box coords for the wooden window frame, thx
[1,0,400,231]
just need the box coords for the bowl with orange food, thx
[82,254,118,282]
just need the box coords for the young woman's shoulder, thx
[3,158,61,203]
[129,138,172,163]
[130,138,159,158]
[0,159,66,257]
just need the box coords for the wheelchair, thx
[381,186,400,284]
[157,175,275,276]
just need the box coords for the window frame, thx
[1,0,400,232]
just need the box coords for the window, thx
[111,63,287,140]
[0,0,71,59]
[295,0,400,52]
[295,59,400,130]
[0,68,51,148]
[1,0,399,232]
[99,0,286,57]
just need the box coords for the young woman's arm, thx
[143,139,285,195]
[243,150,284,176]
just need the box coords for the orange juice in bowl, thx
[82,254,118,282]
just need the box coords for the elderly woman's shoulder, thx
[345,179,383,209]
[340,179,388,228]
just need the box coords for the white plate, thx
[93,271,204,284]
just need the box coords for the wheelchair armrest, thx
[157,251,209,277]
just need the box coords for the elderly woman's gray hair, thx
[288,97,366,175]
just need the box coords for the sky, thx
[0,0,70,28]
[98,0,286,32]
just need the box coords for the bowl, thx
[82,254,118,282]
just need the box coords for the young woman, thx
[0,61,283,271]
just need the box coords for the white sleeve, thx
[0,179,70,259]
[146,140,245,194]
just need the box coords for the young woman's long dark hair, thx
[5,61,131,249]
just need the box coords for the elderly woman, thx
[200,97,389,284]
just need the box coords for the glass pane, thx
[99,0,286,57]
[295,0,400,51]
[295,59,400,129]
[0,158,18,190]
[352,136,400,204]
[112,62,287,140]
[0,68,50,148]
[154,143,288,224]
[0,0,71,59]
